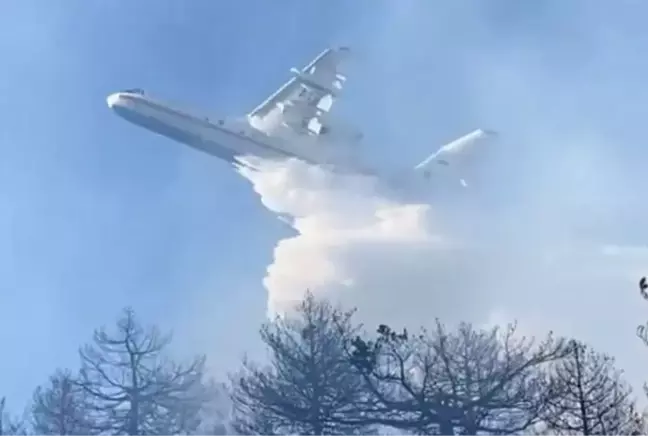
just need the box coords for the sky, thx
[2,0,648,414]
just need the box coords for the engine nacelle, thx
[318,121,363,144]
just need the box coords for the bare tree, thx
[192,380,231,435]
[348,320,568,435]
[75,307,212,435]
[230,292,374,435]
[231,405,278,435]
[541,340,642,435]
[634,276,648,435]
[30,369,95,435]
[0,397,27,435]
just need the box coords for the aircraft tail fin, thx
[412,128,497,187]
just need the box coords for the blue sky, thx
[0,0,366,408]
[3,0,648,413]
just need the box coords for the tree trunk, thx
[439,419,454,435]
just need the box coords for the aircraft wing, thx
[413,128,497,186]
[246,47,351,136]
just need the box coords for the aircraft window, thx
[122,88,144,95]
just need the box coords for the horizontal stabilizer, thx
[413,128,497,184]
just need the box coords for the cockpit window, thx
[122,88,144,95]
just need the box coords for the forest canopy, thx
[3,281,648,435]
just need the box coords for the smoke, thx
[237,158,478,325]
[230,0,648,390]
[236,156,552,330]
[236,146,648,390]
[173,0,648,397]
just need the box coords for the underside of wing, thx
[413,129,498,186]
[247,47,351,137]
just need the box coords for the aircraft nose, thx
[106,92,122,109]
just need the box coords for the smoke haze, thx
[232,1,648,393]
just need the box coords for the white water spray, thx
[235,157,483,327]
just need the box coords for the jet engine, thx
[316,115,363,145]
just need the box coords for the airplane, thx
[106,46,496,190]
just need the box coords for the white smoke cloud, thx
[237,151,648,392]
[236,157,525,328]
[187,0,648,398]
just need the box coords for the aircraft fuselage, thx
[106,86,493,195]
[106,90,329,170]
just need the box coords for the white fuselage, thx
[106,91,353,171]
